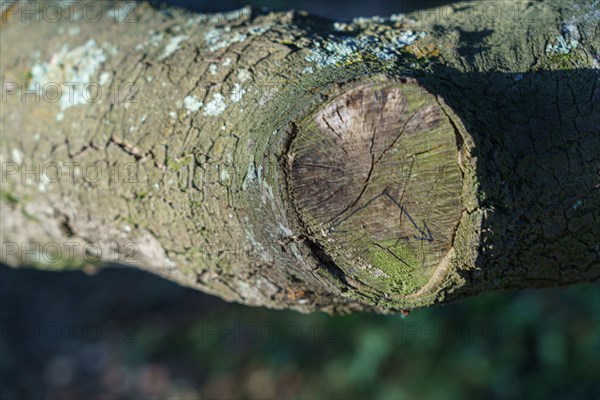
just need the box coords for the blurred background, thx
[2,264,599,399]
[147,0,467,20]
[1,1,599,399]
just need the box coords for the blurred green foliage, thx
[3,265,597,399]
[140,285,599,399]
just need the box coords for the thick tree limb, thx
[1,0,599,313]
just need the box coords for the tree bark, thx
[1,0,599,313]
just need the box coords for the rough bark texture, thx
[1,0,599,313]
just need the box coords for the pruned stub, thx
[289,77,463,298]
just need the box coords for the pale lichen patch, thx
[353,16,386,24]
[390,14,408,22]
[204,21,272,52]
[204,28,247,52]
[67,26,80,36]
[247,24,272,36]
[29,39,107,111]
[277,222,293,237]
[219,167,230,182]
[203,93,227,116]
[11,148,22,164]
[230,83,246,103]
[149,31,164,47]
[207,6,252,24]
[183,95,203,113]
[333,22,350,32]
[242,158,258,191]
[546,25,580,55]
[159,35,188,60]
[305,29,426,69]
[99,71,110,86]
[571,0,600,25]
[237,68,252,83]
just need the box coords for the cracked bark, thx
[1,0,599,313]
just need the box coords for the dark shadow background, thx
[149,0,466,20]
[1,1,599,399]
